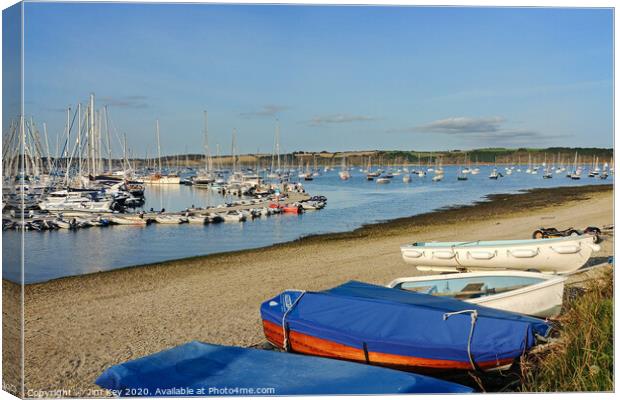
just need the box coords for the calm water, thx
[2,166,611,283]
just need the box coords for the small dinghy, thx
[262,281,550,373]
[282,204,302,214]
[220,211,246,222]
[400,236,600,274]
[109,216,147,226]
[388,271,566,318]
[154,215,185,224]
[95,342,472,395]
[186,215,206,224]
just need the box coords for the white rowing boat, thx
[186,215,206,224]
[109,216,147,226]
[400,235,600,274]
[154,215,187,224]
[388,271,566,318]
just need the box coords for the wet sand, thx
[4,184,613,396]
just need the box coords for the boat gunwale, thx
[400,235,596,251]
[387,272,567,304]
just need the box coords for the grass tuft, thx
[519,269,613,392]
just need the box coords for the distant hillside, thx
[149,147,613,168]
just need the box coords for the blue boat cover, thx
[261,280,551,366]
[95,341,472,395]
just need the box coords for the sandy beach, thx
[4,184,613,396]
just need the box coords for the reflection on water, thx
[2,166,611,283]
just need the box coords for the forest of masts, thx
[2,93,613,185]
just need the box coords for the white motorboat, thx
[388,271,566,318]
[39,198,114,213]
[376,177,391,184]
[109,216,148,226]
[140,173,181,185]
[186,215,207,224]
[220,211,246,222]
[53,218,76,229]
[402,174,411,183]
[154,215,186,224]
[400,235,600,274]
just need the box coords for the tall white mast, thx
[231,129,237,172]
[77,103,81,178]
[64,107,71,184]
[203,110,211,173]
[43,122,52,173]
[276,119,281,172]
[156,119,162,173]
[105,106,112,172]
[88,93,95,176]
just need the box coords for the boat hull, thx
[400,236,600,274]
[262,320,513,373]
[261,281,550,375]
[388,271,566,318]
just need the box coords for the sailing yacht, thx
[268,121,282,179]
[366,157,380,180]
[194,111,215,186]
[569,152,581,180]
[489,167,502,179]
[142,120,181,184]
[304,161,314,181]
[338,155,351,180]
[456,166,468,181]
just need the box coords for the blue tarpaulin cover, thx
[95,341,472,395]
[261,280,551,365]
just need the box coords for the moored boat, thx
[400,236,600,274]
[282,204,302,214]
[220,210,246,222]
[388,271,566,318]
[109,216,148,226]
[261,281,550,373]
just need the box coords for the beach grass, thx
[519,269,613,392]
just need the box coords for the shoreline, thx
[6,184,612,288]
[4,184,613,394]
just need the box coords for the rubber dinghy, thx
[400,235,600,273]
[261,281,550,373]
[95,341,472,395]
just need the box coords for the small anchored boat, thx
[109,216,148,226]
[154,215,187,224]
[262,281,550,373]
[388,271,566,318]
[400,235,600,274]
[220,210,246,222]
[186,215,206,224]
[95,342,472,395]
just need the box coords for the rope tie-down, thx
[281,291,306,352]
[443,309,481,371]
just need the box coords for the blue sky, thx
[16,3,614,156]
